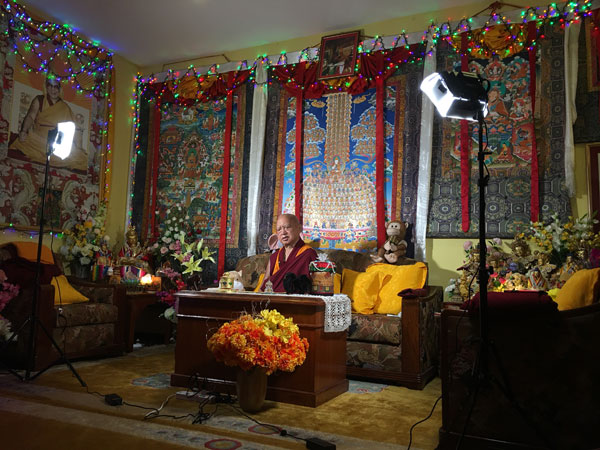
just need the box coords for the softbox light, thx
[420,71,489,121]
[51,121,75,159]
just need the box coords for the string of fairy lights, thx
[126,0,597,225]
[134,0,595,105]
[0,0,114,238]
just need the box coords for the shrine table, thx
[171,290,349,407]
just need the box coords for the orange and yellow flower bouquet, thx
[207,309,309,375]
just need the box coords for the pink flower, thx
[160,246,169,255]
[463,241,473,251]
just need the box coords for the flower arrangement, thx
[0,269,20,341]
[451,214,600,299]
[523,212,600,266]
[60,202,109,266]
[207,309,309,375]
[146,206,215,286]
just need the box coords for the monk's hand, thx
[18,130,27,141]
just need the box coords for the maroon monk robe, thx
[260,239,317,293]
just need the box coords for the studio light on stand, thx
[420,70,492,376]
[1,121,86,386]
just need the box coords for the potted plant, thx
[207,309,309,412]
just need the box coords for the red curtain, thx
[527,21,539,223]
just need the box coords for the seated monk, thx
[259,214,317,293]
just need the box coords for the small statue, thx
[117,225,150,278]
[528,267,548,290]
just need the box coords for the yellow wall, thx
[105,54,139,249]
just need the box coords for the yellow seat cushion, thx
[366,262,428,314]
[12,241,55,265]
[555,268,600,310]
[341,268,390,314]
[52,275,89,305]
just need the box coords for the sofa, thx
[236,249,443,389]
[0,242,127,372]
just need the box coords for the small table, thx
[125,291,172,352]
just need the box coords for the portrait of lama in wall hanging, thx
[317,31,360,80]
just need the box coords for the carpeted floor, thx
[0,345,442,449]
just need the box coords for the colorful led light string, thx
[128,0,595,221]
[0,0,115,235]
[133,0,594,110]
[1,0,113,95]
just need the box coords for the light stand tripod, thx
[420,71,553,449]
[0,125,86,386]
[455,105,554,450]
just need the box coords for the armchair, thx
[0,243,126,372]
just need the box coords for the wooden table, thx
[171,290,348,407]
[125,291,172,352]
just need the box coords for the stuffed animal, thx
[371,220,408,264]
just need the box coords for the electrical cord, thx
[406,394,442,450]
[224,402,308,443]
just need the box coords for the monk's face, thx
[276,215,301,247]
[46,80,60,102]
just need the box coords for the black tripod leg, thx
[26,317,87,387]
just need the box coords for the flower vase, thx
[236,366,267,413]
[71,261,91,280]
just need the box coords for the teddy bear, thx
[370,220,408,264]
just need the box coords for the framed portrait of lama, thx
[317,31,360,80]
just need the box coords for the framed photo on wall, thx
[587,143,600,233]
[317,31,360,80]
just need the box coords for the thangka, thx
[428,25,570,238]
[274,79,409,251]
[155,88,246,247]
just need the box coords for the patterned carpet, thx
[0,345,442,449]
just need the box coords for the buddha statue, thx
[117,225,150,279]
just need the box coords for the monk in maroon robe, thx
[260,214,317,293]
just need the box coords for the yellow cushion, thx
[254,273,265,292]
[12,241,55,265]
[366,262,428,314]
[555,268,600,310]
[341,269,390,314]
[52,275,89,305]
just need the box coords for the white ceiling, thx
[20,0,482,67]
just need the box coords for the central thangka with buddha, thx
[274,74,422,253]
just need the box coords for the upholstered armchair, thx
[0,242,126,372]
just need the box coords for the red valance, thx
[147,69,252,104]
